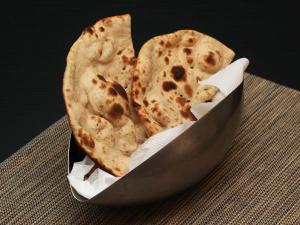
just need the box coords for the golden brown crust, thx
[132,30,235,135]
[63,14,146,177]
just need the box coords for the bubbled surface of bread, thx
[132,30,235,135]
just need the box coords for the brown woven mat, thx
[1,74,300,224]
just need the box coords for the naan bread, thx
[132,30,235,135]
[63,14,146,176]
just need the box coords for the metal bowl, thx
[68,82,243,206]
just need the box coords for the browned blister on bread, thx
[63,14,147,176]
[132,30,235,135]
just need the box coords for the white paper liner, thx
[68,58,249,199]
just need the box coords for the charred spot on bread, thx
[108,87,117,96]
[83,26,94,35]
[112,82,128,101]
[184,84,193,97]
[97,74,107,82]
[164,57,169,65]
[143,99,149,107]
[133,75,139,82]
[163,81,177,91]
[176,97,187,107]
[122,55,129,63]
[183,48,192,55]
[122,55,136,65]
[108,103,124,119]
[99,82,107,89]
[187,58,193,64]
[205,51,216,65]
[78,130,95,148]
[188,38,194,44]
[92,79,97,84]
[171,66,186,81]
[134,89,139,96]
[129,57,136,65]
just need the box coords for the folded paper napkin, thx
[67,58,249,199]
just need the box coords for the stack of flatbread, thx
[63,14,235,176]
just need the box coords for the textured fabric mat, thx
[1,74,300,225]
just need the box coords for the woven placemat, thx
[1,74,300,224]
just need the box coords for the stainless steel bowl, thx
[68,82,243,206]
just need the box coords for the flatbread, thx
[132,30,235,135]
[63,14,146,176]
